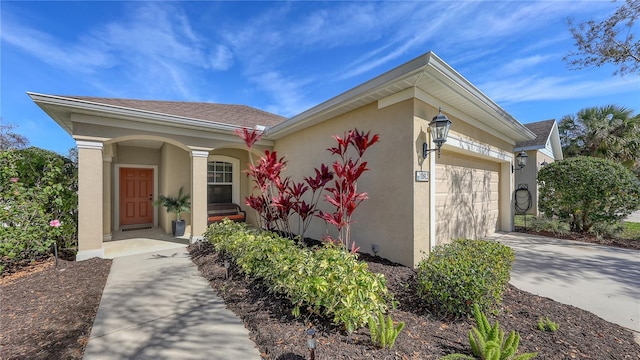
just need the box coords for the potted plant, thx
[154,186,191,236]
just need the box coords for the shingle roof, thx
[516,119,556,148]
[64,96,287,129]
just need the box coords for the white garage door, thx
[435,152,500,245]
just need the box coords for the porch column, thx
[102,146,113,240]
[190,150,210,242]
[76,140,104,260]
[500,161,514,232]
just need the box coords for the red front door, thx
[120,168,154,226]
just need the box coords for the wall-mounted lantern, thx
[515,150,528,170]
[540,160,548,167]
[423,107,452,158]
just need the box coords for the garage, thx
[434,151,501,245]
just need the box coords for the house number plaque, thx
[415,171,429,182]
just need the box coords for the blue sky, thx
[2,1,639,155]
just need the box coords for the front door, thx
[120,168,154,226]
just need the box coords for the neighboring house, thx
[30,51,536,267]
[514,120,564,216]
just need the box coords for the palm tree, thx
[559,105,639,176]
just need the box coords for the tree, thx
[559,105,640,176]
[564,0,640,76]
[0,121,29,150]
[538,157,640,233]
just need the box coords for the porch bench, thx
[207,203,246,225]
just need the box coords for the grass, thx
[621,221,640,240]
[514,214,536,228]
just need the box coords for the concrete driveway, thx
[626,210,640,223]
[485,232,640,335]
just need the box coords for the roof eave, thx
[28,92,263,141]
[265,52,536,142]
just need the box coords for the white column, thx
[190,150,210,242]
[76,140,104,260]
[500,161,514,232]
[102,151,112,240]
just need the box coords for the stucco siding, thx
[274,100,416,266]
[115,145,160,165]
[435,152,500,244]
[515,150,555,216]
[158,143,191,234]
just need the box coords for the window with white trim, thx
[208,161,233,204]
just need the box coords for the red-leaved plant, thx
[235,128,333,238]
[235,127,379,249]
[318,129,379,251]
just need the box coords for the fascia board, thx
[28,93,74,135]
[549,121,564,160]
[518,144,545,151]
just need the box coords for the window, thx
[208,161,233,203]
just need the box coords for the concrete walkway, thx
[485,232,640,336]
[84,247,261,360]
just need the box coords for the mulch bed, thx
[190,242,640,360]
[0,257,112,360]
[1,233,638,359]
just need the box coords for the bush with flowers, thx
[0,147,78,273]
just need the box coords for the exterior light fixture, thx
[515,150,528,170]
[307,328,316,360]
[224,259,230,279]
[423,107,452,158]
[540,160,548,167]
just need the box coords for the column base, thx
[76,248,105,261]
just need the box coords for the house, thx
[30,51,536,267]
[514,119,564,216]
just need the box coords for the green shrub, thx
[1,148,77,273]
[528,217,570,235]
[538,157,640,233]
[416,239,514,318]
[0,179,51,273]
[588,221,625,239]
[205,220,390,333]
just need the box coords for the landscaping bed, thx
[190,242,640,359]
[0,257,111,359]
[1,234,638,359]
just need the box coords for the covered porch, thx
[28,93,283,261]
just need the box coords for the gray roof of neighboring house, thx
[65,96,287,129]
[516,119,556,148]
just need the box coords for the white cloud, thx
[500,55,556,75]
[209,45,233,70]
[252,71,315,117]
[1,18,114,73]
[480,75,639,103]
[1,2,232,99]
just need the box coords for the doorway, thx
[119,167,154,227]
